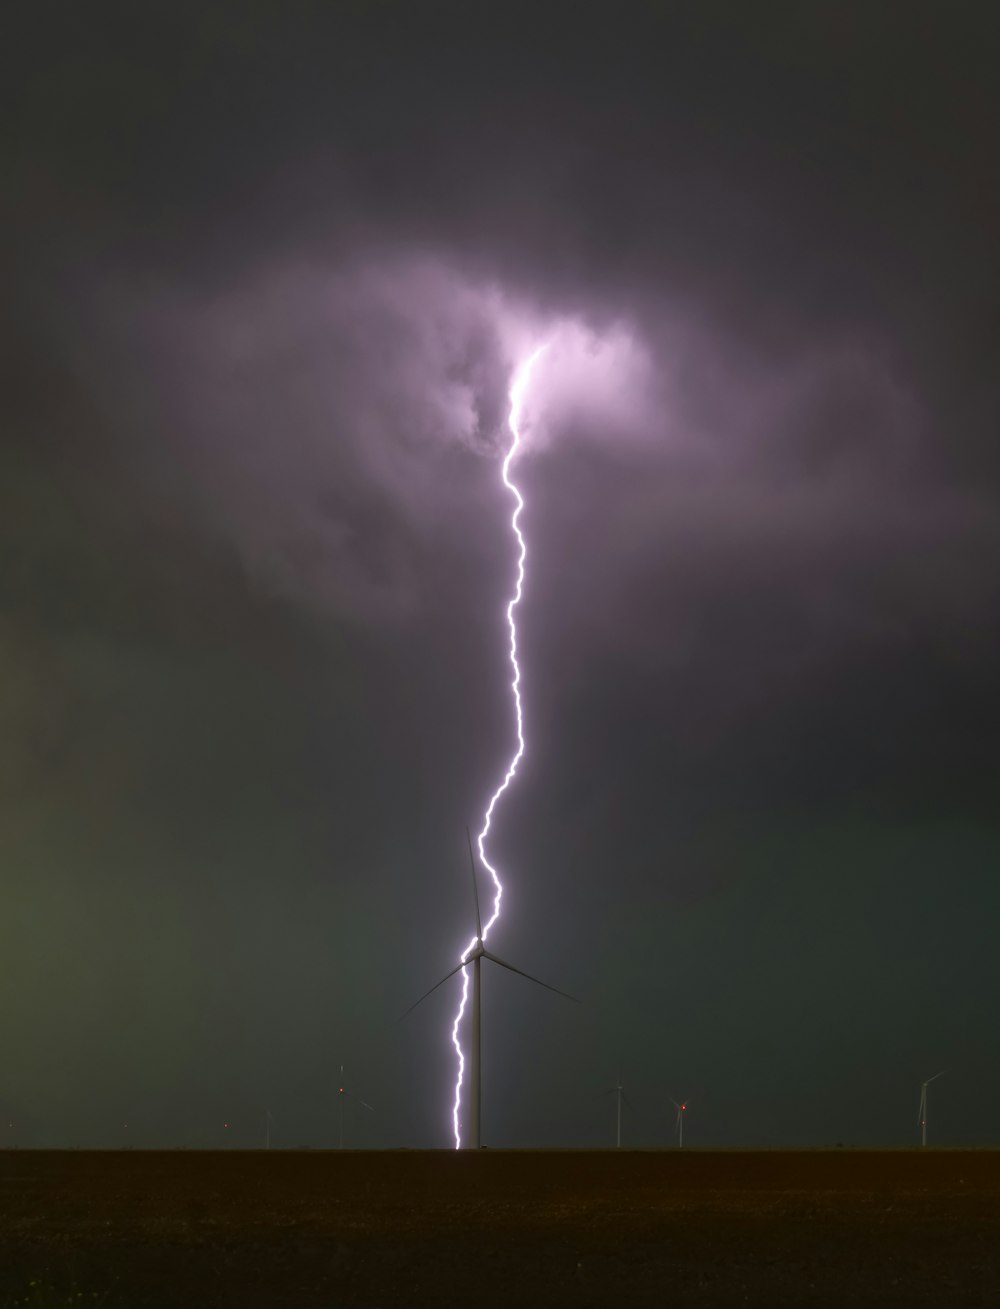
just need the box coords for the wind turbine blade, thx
[481,950,580,1002]
[466,825,483,941]
[926,1070,946,1085]
[399,958,472,1019]
[357,1099,375,1112]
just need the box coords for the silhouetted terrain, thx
[2,1150,999,1307]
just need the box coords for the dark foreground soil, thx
[2,1149,999,1307]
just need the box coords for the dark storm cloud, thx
[3,1,1000,1146]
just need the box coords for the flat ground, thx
[2,1149,999,1307]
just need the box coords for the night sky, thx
[4,2,999,1150]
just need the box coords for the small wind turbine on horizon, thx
[404,828,579,1149]
[671,1098,687,1148]
[606,1073,628,1148]
[918,1071,945,1148]
[264,1108,273,1150]
[337,1066,374,1149]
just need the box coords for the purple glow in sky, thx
[450,344,548,1149]
[5,0,1000,1166]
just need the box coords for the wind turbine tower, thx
[671,1099,687,1148]
[608,1073,627,1148]
[918,1071,945,1148]
[406,828,578,1149]
[337,1066,373,1149]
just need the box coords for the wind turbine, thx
[606,1073,628,1148]
[671,1099,687,1148]
[264,1109,273,1150]
[918,1071,945,1148]
[337,1066,373,1149]
[405,827,579,1149]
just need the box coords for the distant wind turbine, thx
[606,1073,629,1148]
[337,1066,373,1149]
[404,827,579,1149]
[264,1108,273,1150]
[918,1071,945,1148]
[671,1098,687,1148]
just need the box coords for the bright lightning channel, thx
[449,344,548,1149]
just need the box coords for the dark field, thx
[2,1150,1000,1307]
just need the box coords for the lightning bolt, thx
[450,344,548,1149]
